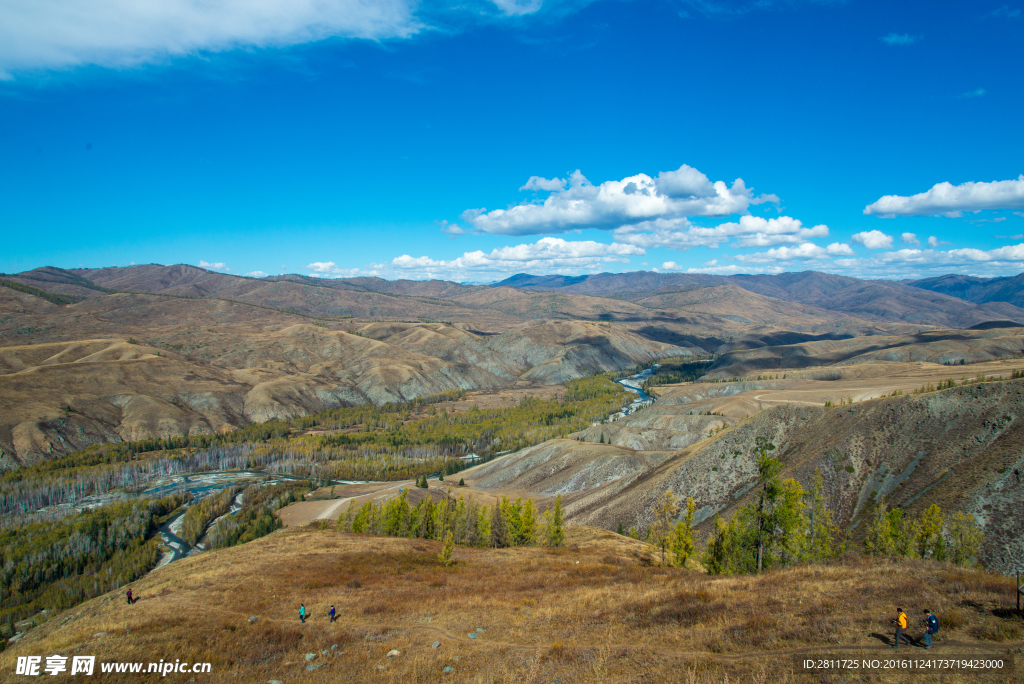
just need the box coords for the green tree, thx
[864,501,894,556]
[521,498,537,546]
[750,442,783,572]
[703,515,743,575]
[671,497,696,568]
[946,511,984,567]
[458,477,465,487]
[912,504,944,559]
[651,490,680,566]
[616,520,624,536]
[545,494,565,547]
[438,529,455,566]
[476,505,491,547]
[490,500,507,548]
[804,469,841,561]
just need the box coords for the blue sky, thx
[1,0,1023,282]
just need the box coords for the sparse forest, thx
[338,490,565,552]
[0,493,188,629]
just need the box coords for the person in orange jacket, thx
[892,607,911,648]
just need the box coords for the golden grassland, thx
[3,526,1022,683]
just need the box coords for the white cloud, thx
[852,230,894,249]
[864,175,1024,218]
[490,0,543,16]
[199,260,229,271]
[735,241,853,264]
[614,214,826,251]
[881,33,919,46]
[684,260,780,275]
[463,164,778,236]
[900,232,920,246]
[814,242,1024,279]
[391,237,643,280]
[304,261,384,279]
[0,0,421,78]
[520,176,566,192]
[438,220,465,237]
[246,270,269,278]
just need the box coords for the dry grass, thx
[2,527,1022,683]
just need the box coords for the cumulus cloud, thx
[462,164,778,236]
[520,176,566,192]
[245,270,269,278]
[815,241,1024,279]
[683,260,780,275]
[851,230,894,249]
[613,214,828,251]
[0,0,421,78]
[438,220,465,238]
[864,175,1024,218]
[304,261,384,278]
[881,32,919,46]
[391,237,643,280]
[199,260,229,271]
[900,232,920,246]
[735,242,854,263]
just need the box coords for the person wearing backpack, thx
[892,607,911,648]
[922,609,938,648]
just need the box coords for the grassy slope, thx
[2,526,1021,683]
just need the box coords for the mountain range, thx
[3,263,1024,467]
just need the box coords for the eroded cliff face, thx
[464,379,1024,574]
[0,319,688,468]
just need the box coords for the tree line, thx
[631,440,986,575]
[338,490,565,551]
[0,493,188,629]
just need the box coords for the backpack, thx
[928,614,939,633]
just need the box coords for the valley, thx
[2,265,1024,681]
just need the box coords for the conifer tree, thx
[490,501,507,548]
[913,504,944,559]
[651,490,679,566]
[438,529,455,566]
[804,469,840,561]
[521,498,537,546]
[947,511,984,567]
[476,505,491,547]
[671,497,696,568]
[546,494,565,547]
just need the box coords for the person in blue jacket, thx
[299,604,306,623]
[329,605,336,623]
[922,609,938,648]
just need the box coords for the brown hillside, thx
[2,527,1019,683]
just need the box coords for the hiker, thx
[892,607,911,648]
[299,604,306,624]
[922,609,938,648]
[329,605,336,623]
[126,589,134,605]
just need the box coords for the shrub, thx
[938,608,965,630]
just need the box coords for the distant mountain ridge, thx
[907,272,1024,309]
[494,270,1024,328]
